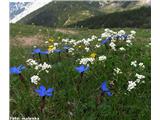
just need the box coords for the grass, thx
[10,24,151,120]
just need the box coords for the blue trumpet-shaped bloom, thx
[63,46,70,50]
[101,37,111,44]
[101,81,112,96]
[32,48,41,54]
[40,50,49,55]
[10,65,26,75]
[35,85,54,97]
[121,34,128,40]
[75,65,89,73]
[54,49,63,53]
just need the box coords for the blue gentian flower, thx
[32,48,41,54]
[63,46,70,50]
[40,50,49,55]
[54,49,63,53]
[75,65,89,73]
[101,81,112,96]
[35,85,54,97]
[114,35,120,40]
[101,37,111,44]
[10,65,25,75]
[121,34,128,40]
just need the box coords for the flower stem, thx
[38,53,42,61]
[19,73,24,81]
[40,96,45,113]
[96,91,104,108]
[46,54,49,62]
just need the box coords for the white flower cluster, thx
[113,67,122,75]
[109,42,116,51]
[118,30,126,36]
[127,73,145,91]
[35,62,52,73]
[119,47,126,51]
[131,60,137,67]
[127,81,137,91]
[131,61,145,68]
[26,59,38,66]
[68,48,75,55]
[54,42,59,47]
[126,39,133,46]
[85,47,90,52]
[30,75,40,85]
[68,48,74,53]
[130,30,136,35]
[135,73,145,83]
[62,38,70,44]
[139,62,145,69]
[98,55,107,62]
[78,57,95,65]
[101,28,114,38]
[95,44,101,48]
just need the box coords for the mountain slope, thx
[18,1,103,27]
[68,6,150,28]
[17,1,150,28]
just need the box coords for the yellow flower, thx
[48,45,56,51]
[90,53,97,58]
[48,45,54,48]
[78,46,82,48]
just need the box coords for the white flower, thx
[69,39,76,44]
[42,62,52,70]
[54,43,58,47]
[62,38,69,43]
[114,67,122,74]
[31,75,40,85]
[119,47,126,51]
[135,73,145,80]
[91,35,97,40]
[85,47,90,52]
[131,61,137,67]
[79,57,95,65]
[98,55,107,61]
[98,38,102,41]
[95,44,101,48]
[135,73,145,83]
[26,59,38,66]
[127,81,136,91]
[33,46,37,48]
[126,40,133,46]
[104,28,110,32]
[34,62,51,73]
[109,42,116,51]
[118,30,126,35]
[130,30,136,35]
[83,40,90,46]
[139,62,145,68]
[68,48,74,53]
[126,40,132,43]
